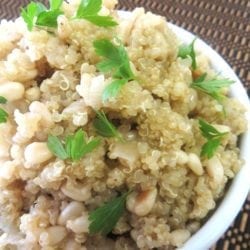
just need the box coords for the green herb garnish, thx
[89,191,129,235]
[93,39,135,101]
[0,96,8,124]
[178,38,197,69]
[75,0,117,27]
[47,129,101,161]
[191,73,234,103]
[49,0,63,10]
[93,110,123,141]
[21,0,63,31]
[0,96,7,104]
[199,119,228,159]
[47,134,68,160]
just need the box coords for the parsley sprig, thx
[47,129,101,161]
[75,0,117,27]
[93,110,123,141]
[178,38,197,70]
[191,73,234,103]
[93,39,135,101]
[89,191,129,235]
[21,0,63,31]
[199,119,228,159]
[0,96,8,124]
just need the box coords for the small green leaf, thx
[0,108,8,124]
[191,78,234,103]
[178,38,197,69]
[65,129,101,161]
[199,119,226,139]
[94,39,125,69]
[200,138,220,159]
[102,79,127,102]
[199,119,228,159]
[36,9,63,28]
[47,129,100,161]
[36,2,47,12]
[93,39,135,101]
[75,0,117,27]
[76,0,102,17]
[0,96,8,123]
[93,110,123,141]
[0,96,7,104]
[21,2,40,31]
[69,129,87,161]
[89,191,129,235]
[83,15,118,27]
[65,135,73,158]
[47,135,68,160]
[21,0,63,31]
[94,39,134,80]
[49,0,63,10]
[78,137,101,159]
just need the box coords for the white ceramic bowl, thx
[119,10,250,250]
[167,23,250,250]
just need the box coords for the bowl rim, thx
[118,10,250,250]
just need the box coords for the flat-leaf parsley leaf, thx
[102,79,127,102]
[191,74,234,103]
[49,0,63,10]
[199,119,228,159]
[0,96,7,104]
[75,0,117,27]
[21,0,63,31]
[47,135,68,160]
[89,191,129,235]
[47,129,101,161]
[178,38,197,70]
[93,110,123,141]
[93,39,135,101]
[0,96,8,124]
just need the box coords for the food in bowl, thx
[0,0,248,249]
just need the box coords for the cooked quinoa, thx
[0,0,247,249]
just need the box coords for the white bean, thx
[62,100,87,114]
[0,161,17,180]
[0,81,24,101]
[187,153,204,176]
[176,150,188,165]
[72,112,88,126]
[58,201,85,226]
[0,122,12,158]
[24,142,53,165]
[76,74,109,109]
[61,180,91,202]
[3,49,37,82]
[10,144,23,160]
[29,101,53,128]
[213,124,231,133]
[170,229,191,247]
[25,86,41,101]
[109,141,139,167]
[206,156,224,185]
[14,110,41,142]
[63,239,82,250]
[126,188,157,216]
[39,226,67,246]
[62,100,89,126]
[66,212,89,234]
